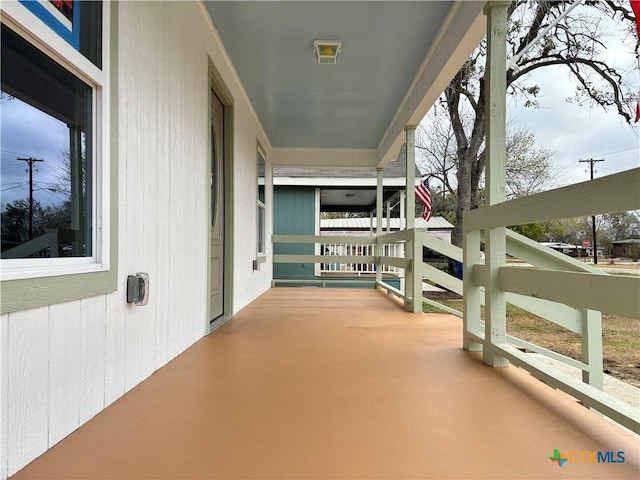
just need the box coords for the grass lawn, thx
[424,294,640,388]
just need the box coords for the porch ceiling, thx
[204,1,485,162]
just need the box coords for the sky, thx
[418,2,640,191]
[505,1,639,188]
[1,96,72,209]
[506,52,639,187]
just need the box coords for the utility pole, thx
[579,158,604,264]
[17,157,44,240]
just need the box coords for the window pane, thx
[257,150,265,254]
[79,1,103,68]
[258,204,265,255]
[1,25,92,259]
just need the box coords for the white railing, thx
[463,168,640,433]
[319,241,402,274]
[272,233,408,289]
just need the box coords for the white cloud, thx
[507,44,639,187]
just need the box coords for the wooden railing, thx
[272,233,409,289]
[463,167,640,433]
[1,228,79,259]
[318,240,402,274]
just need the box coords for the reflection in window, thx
[1,24,92,259]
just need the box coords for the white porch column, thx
[399,191,405,230]
[463,230,483,351]
[399,190,406,295]
[376,168,384,284]
[405,126,417,230]
[405,125,417,310]
[483,1,510,367]
[582,309,603,389]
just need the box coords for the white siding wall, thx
[1,2,273,477]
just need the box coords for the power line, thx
[0,184,27,192]
[0,181,26,186]
[1,148,32,157]
[588,146,637,158]
[578,158,604,265]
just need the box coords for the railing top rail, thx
[423,234,463,263]
[272,234,376,245]
[504,229,603,274]
[376,229,413,243]
[465,167,639,231]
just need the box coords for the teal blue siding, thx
[274,187,315,279]
[273,186,400,290]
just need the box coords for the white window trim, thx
[257,144,267,261]
[0,1,110,281]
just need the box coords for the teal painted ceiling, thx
[205,1,453,149]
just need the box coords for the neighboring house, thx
[321,216,454,264]
[539,242,604,259]
[540,242,582,258]
[612,239,640,258]
[273,144,423,281]
[320,217,454,244]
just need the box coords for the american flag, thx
[416,177,432,221]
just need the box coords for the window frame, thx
[0,1,116,313]
[256,143,267,261]
[18,0,81,49]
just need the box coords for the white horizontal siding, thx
[3,2,273,477]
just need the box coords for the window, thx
[257,147,266,257]
[1,24,93,260]
[1,0,111,295]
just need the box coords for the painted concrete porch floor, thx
[12,288,640,480]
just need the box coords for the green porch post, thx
[483,1,510,367]
[376,167,384,285]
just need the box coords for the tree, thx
[601,211,640,240]
[438,0,637,247]
[510,222,546,241]
[417,114,562,206]
[1,199,32,248]
[1,198,71,253]
[504,128,560,199]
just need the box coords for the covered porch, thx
[2,1,639,478]
[11,288,639,479]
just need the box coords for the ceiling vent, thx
[314,40,341,64]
